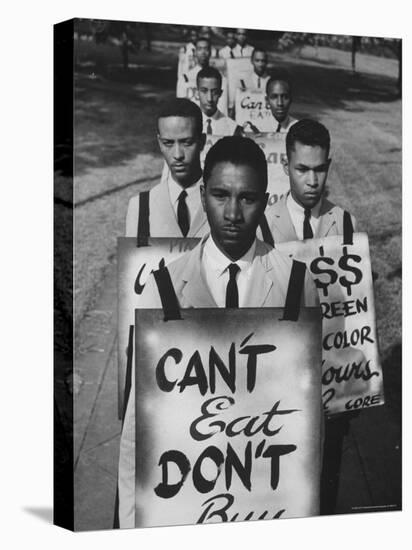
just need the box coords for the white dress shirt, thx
[272,115,298,134]
[202,109,238,136]
[286,193,322,240]
[201,235,257,306]
[248,72,270,91]
[167,168,202,229]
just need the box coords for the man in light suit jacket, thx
[117,136,319,528]
[125,98,209,239]
[265,119,357,243]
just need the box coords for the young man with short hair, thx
[233,28,254,57]
[197,67,241,136]
[265,71,298,133]
[125,98,208,238]
[218,28,237,59]
[265,119,357,242]
[248,47,270,91]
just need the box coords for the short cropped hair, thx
[157,98,203,137]
[196,66,222,88]
[203,136,268,192]
[252,47,267,60]
[286,119,331,158]
[265,70,292,96]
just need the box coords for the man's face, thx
[266,80,291,123]
[189,30,198,44]
[196,40,211,67]
[285,142,331,209]
[157,116,204,186]
[198,77,222,117]
[252,51,267,76]
[201,162,268,260]
[226,32,236,48]
[236,29,247,47]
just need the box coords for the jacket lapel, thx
[180,238,217,307]
[189,203,208,237]
[316,199,337,237]
[271,196,298,242]
[244,242,274,307]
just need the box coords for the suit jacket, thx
[125,167,209,238]
[118,235,319,528]
[265,193,357,244]
[142,234,319,308]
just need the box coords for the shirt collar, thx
[287,192,322,218]
[168,171,202,205]
[202,109,222,122]
[203,235,257,277]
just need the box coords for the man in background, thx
[266,71,298,134]
[125,98,208,239]
[219,28,237,59]
[233,28,254,57]
[197,67,241,136]
[265,119,357,243]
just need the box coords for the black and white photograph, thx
[52,15,403,533]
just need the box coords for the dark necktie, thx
[225,263,240,308]
[303,209,314,239]
[276,122,282,133]
[230,49,234,59]
[257,77,261,88]
[206,118,212,134]
[177,190,189,237]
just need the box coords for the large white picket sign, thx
[117,237,200,415]
[134,307,322,527]
[235,89,274,133]
[250,133,290,207]
[277,233,384,415]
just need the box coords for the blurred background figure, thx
[178,27,198,77]
[219,28,237,59]
[234,28,254,57]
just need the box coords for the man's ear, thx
[326,157,332,172]
[156,133,162,151]
[200,184,206,211]
[194,88,199,101]
[218,88,223,98]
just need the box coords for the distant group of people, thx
[119,25,357,528]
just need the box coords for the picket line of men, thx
[120,27,358,527]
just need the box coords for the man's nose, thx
[277,96,284,107]
[307,170,319,187]
[224,198,242,222]
[173,142,184,159]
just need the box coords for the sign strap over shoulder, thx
[121,325,134,423]
[282,260,306,321]
[343,210,354,245]
[153,266,182,321]
[259,214,275,247]
[137,191,150,247]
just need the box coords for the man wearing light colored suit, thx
[118,136,319,527]
[125,98,209,239]
[265,119,357,243]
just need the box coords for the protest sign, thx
[117,237,200,415]
[225,57,253,109]
[134,307,322,527]
[249,133,290,207]
[277,233,384,415]
[235,89,274,133]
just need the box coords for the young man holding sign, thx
[125,99,209,239]
[118,136,319,527]
[265,119,357,243]
[197,67,241,137]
